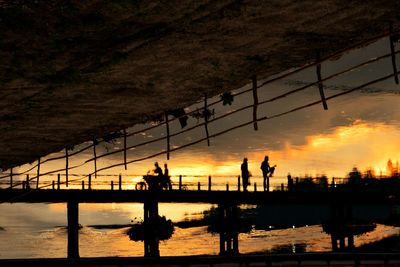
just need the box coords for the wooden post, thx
[93,138,97,179]
[226,183,229,191]
[208,176,211,191]
[204,94,210,146]
[179,175,182,190]
[111,181,114,190]
[67,201,80,259]
[81,181,84,190]
[281,183,284,191]
[389,23,399,84]
[26,174,30,190]
[123,129,127,170]
[36,157,40,189]
[198,181,201,191]
[254,182,257,192]
[238,175,241,192]
[252,76,259,130]
[316,51,328,110]
[52,180,55,190]
[119,174,122,190]
[57,174,61,190]
[22,181,26,189]
[165,112,171,160]
[9,167,13,189]
[65,148,69,187]
[88,174,92,190]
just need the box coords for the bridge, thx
[1,181,400,261]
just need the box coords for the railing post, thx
[52,180,55,190]
[22,181,26,189]
[82,181,85,190]
[111,181,114,190]
[26,174,30,190]
[237,176,241,192]
[226,183,229,191]
[281,183,284,191]
[119,174,122,190]
[208,176,212,191]
[9,167,13,189]
[88,174,92,190]
[198,182,201,191]
[57,174,61,190]
[254,182,257,192]
[179,175,182,190]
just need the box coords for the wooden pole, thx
[179,175,182,190]
[65,148,69,187]
[26,174,30,189]
[57,174,61,190]
[226,183,229,191]
[88,174,92,190]
[165,112,170,160]
[36,157,40,189]
[390,23,399,84]
[93,138,97,179]
[123,129,127,170]
[208,176,212,191]
[198,181,201,191]
[237,175,241,192]
[9,167,13,189]
[252,76,259,130]
[254,182,257,192]
[119,174,122,190]
[111,181,114,190]
[204,94,210,146]
[81,181,84,190]
[316,51,328,110]
[52,180,55,190]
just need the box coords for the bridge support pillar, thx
[143,198,160,257]
[67,200,79,259]
[218,203,239,255]
[329,204,354,252]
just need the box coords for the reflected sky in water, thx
[1,37,400,258]
[5,37,399,181]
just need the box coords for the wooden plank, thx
[165,112,170,160]
[316,52,328,110]
[389,23,399,84]
[252,76,259,130]
[204,94,210,146]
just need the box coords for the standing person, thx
[163,163,172,190]
[163,163,169,177]
[241,158,249,191]
[261,156,271,191]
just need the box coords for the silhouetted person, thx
[164,163,169,177]
[163,163,172,190]
[261,156,273,191]
[241,158,249,191]
[154,162,162,177]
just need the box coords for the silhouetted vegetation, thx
[127,216,174,241]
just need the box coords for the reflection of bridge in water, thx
[1,177,400,261]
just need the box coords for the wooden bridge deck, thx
[1,188,399,205]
